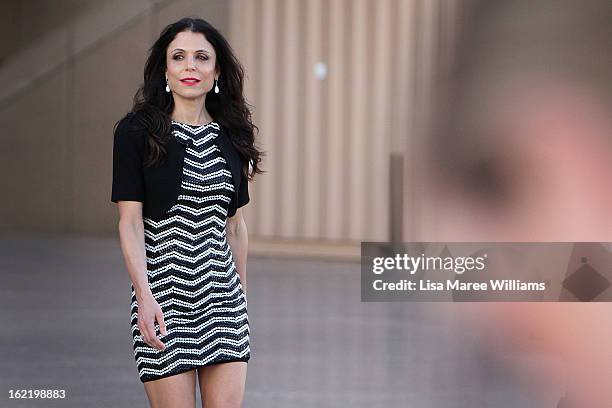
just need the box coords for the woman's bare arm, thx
[117,202,149,297]
[226,208,249,296]
[117,201,167,350]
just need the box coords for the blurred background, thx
[1,0,611,406]
[0,0,462,245]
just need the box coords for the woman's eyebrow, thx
[171,48,211,53]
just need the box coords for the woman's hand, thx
[136,291,168,351]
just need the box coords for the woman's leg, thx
[143,369,197,408]
[198,362,247,408]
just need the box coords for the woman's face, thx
[165,30,218,99]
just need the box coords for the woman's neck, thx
[171,99,212,125]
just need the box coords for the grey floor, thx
[0,233,563,407]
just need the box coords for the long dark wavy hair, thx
[126,17,262,179]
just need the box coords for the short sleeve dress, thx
[129,120,250,382]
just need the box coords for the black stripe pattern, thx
[130,121,250,383]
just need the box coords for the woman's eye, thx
[172,55,207,61]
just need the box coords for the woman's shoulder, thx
[113,111,147,150]
[219,126,251,175]
[217,125,242,154]
[115,111,147,134]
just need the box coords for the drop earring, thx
[165,76,170,93]
[214,78,220,94]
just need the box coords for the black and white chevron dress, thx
[130,120,250,383]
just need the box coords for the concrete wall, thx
[229,0,460,241]
[0,1,100,60]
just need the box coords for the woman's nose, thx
[187,56,196,70]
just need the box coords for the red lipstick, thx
[180,77,201,86]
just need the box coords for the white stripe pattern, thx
[130,120,250,383]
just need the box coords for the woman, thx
[110,17,262,407]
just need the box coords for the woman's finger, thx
[141,321,153,346]
[149,318,165,350]
[157,309,168,336]
[144,319,164,350]
[139,324,150,346]
[151,330,165,350]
